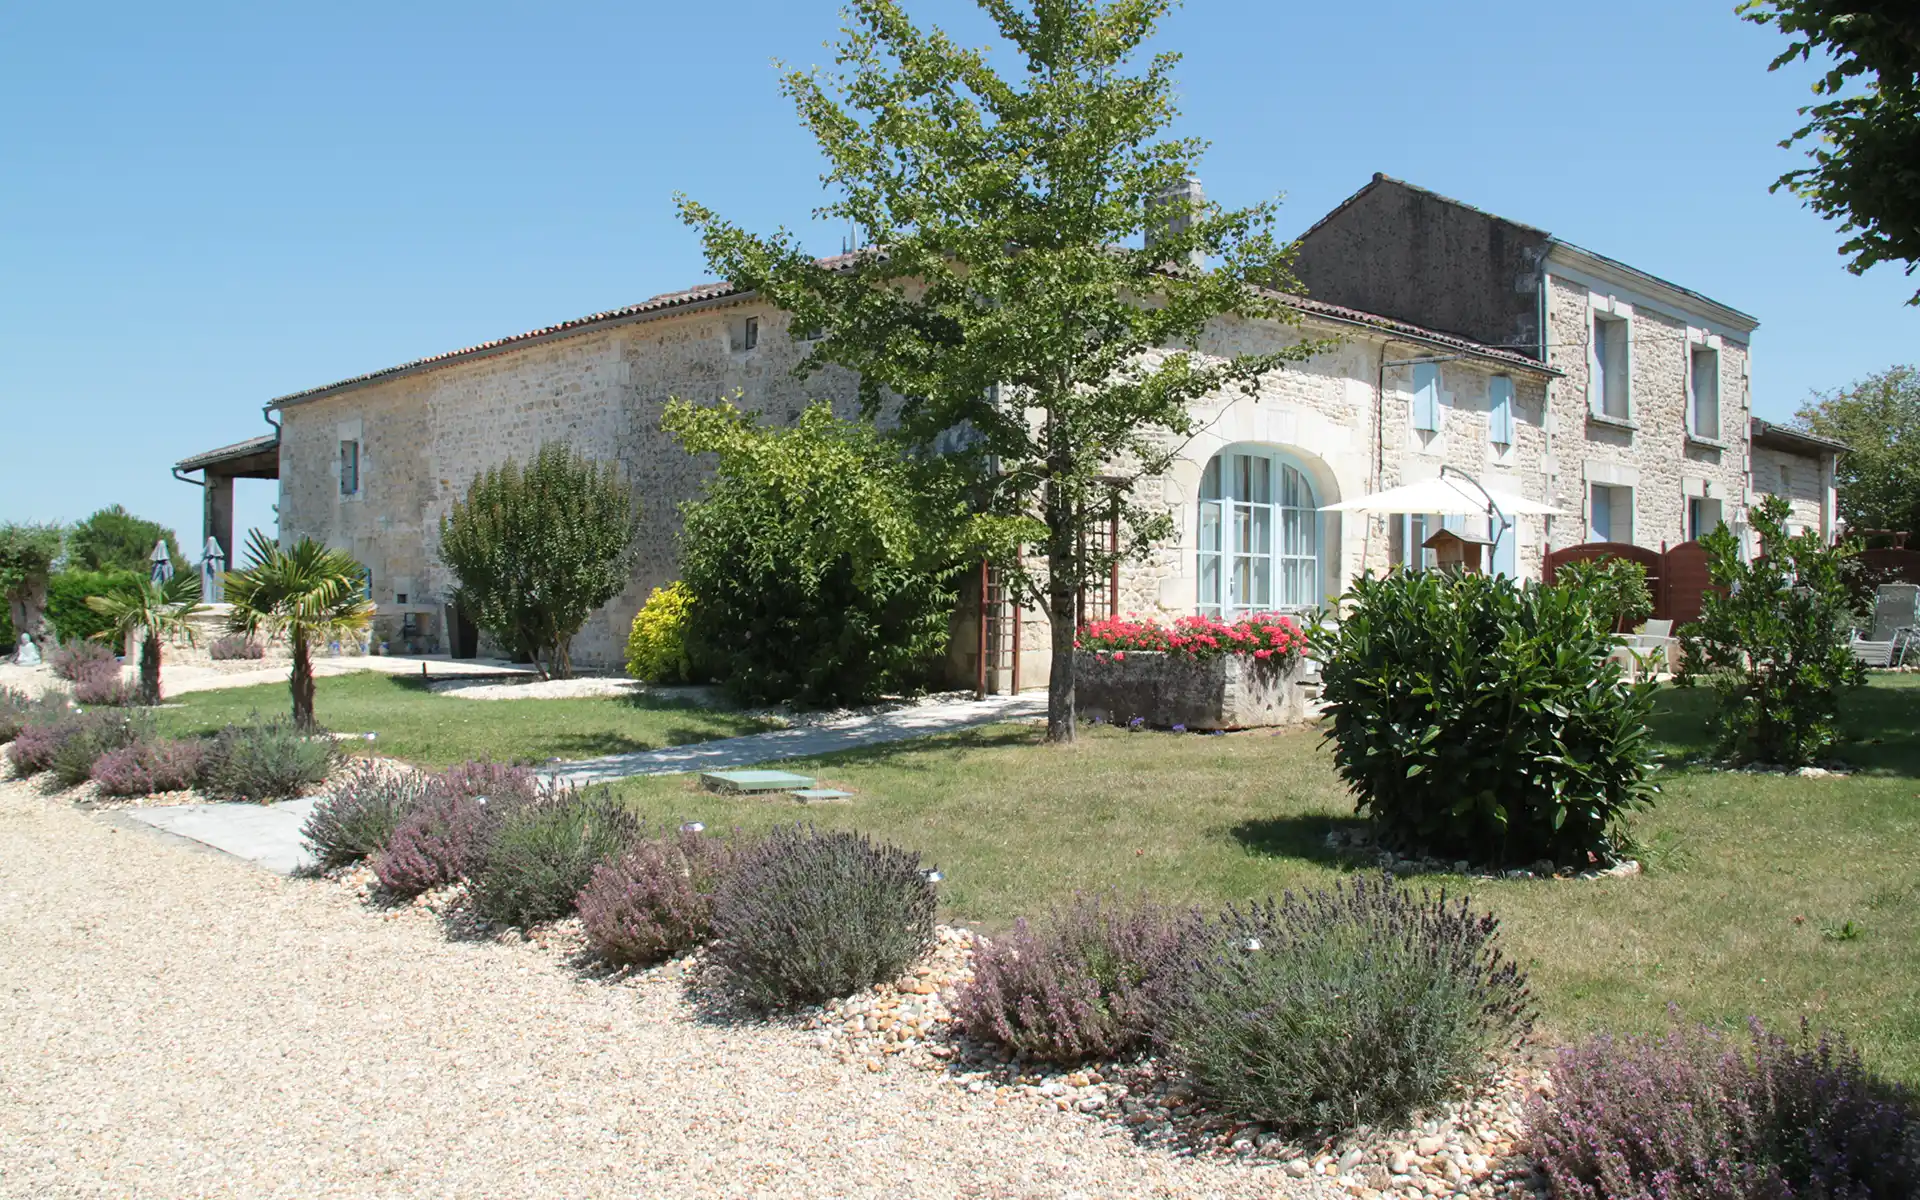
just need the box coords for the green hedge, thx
[46,570,142,646]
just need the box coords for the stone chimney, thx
[1149,175,1206,270]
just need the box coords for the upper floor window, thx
[339,440,360,497]
[728,315,759,352]
[1689,346,1721,440]
[1198,450,1319,615]
[1411,362,1442,432]
[1778,463,1793,495]
[1488,375,1515,447]
[1591,312,1630,419]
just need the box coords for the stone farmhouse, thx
[175,176,1843,686]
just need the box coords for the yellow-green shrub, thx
[625,582,695,683]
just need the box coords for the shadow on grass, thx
[777,724,1043,773]
[1648,676,1920,778]
[1228,814,1358,867]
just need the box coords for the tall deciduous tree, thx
[679,0,1323,742]
[1795,363,1920,536]
[67,505,187,577]
[438,443,641,680]
[1740,2,1920,302]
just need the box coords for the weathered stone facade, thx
[276,301,861,667]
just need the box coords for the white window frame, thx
[1587,294,1634,423]
[1198,449,1321,615]
[1388,512,1438,572]
[1687,495,1723,541]
[1687,331,1722,442]
[728,315,759,352]
[1589,482,1634,545]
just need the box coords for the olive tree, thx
[438,443,641,679]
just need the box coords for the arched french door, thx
[1197,448,1321,615]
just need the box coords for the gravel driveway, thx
[0,779,1318,1200]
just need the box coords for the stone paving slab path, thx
[544,692,1047,785]
[119,797,320,875]
[114,695,1046,875]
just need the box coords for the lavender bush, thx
[368,761,540,896]
[90,738,206,797]
[466,784,641,926]
[1531,1019,1919,1200]
[0,687,67,745]
[207,634,265,661]
[71,659,137,707]
[300,761,433,868]
[198,715,341,802]
[709,826,936,1009]
[953,892,1201,1063]
[435,759,542,806]
[577,828,739,965]
[47,710,152,787]
[1154,874,1534,1137]
[48,640,117,682]
[371,789,493,896]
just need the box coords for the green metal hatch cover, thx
[700,769,817,794]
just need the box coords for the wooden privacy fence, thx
[1543,540,1719,627]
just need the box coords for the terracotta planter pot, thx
[1073,650,1310,730]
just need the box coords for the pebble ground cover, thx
[610,675,1920,1086]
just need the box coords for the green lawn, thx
[608,676,1920,1083]
[156,672,778,770]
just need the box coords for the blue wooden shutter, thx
[1412,363,1440,432]
[1488,376,1514,445]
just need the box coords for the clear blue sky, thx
[3,0,1914,553]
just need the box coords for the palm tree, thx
[85,574,205,706]
[223,533,374,731]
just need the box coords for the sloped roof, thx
[1751,417,1849,456]
[175,433,280,473]
[264,251,1553,411]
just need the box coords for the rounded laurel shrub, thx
[1317,569,1657,865]
[91,738,206,797]
[1153,875,1534,1139]
[199,715,342,802]
[467,785,640,927]
[578,828,739,965]
[708,825,936,1008]
[624,582,697,684]
[1531,1019,1918,1200]
[301,761,433,868]
[953,892,1201,1063]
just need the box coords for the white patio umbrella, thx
[1318,473,1564,517]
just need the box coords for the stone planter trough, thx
[1074,650,1310,731]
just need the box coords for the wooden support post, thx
[976,558,989,701]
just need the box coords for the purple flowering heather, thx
[577,828,739,965]
[954,892,1202,1063]
[1530,1018,1919,1200]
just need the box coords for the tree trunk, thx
[290,629,316,732]
[7,574,50,654]
[138,633,163,707]
[1043,452,1078,745]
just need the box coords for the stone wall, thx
[1540,272,1752,552]
[1749,443,1830,534]
[278,301,862,668]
